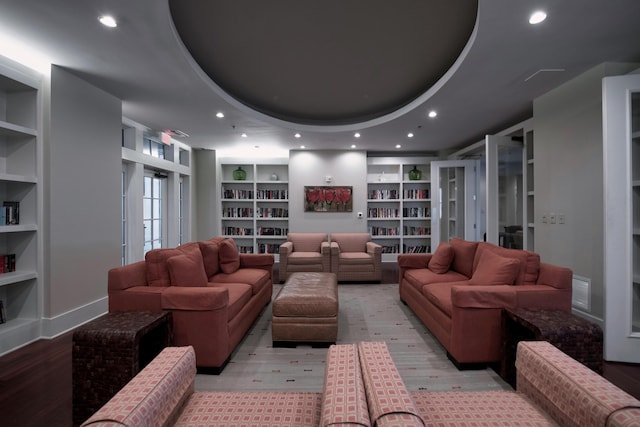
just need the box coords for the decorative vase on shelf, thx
[270,173,279,181]
[408,165,422,180]
[233,166,247,180]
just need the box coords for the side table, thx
[500,308,603,388]
[72,311,173,424]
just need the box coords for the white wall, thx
[533,62,638,320]
[43,66,121,332]
[289,150,368,233]
[193,149,218,240]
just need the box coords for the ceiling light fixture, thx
[216,112,224,118]
[98,15,117,28]
[294,133,301,138]
[351,144,357,149]
[354,132,361,138]
[395,144,401,149]
[428,110,437,118]
[241,133,247,138]
[300,145,306,149]
[407,133,414,138]
[529,11,547,24]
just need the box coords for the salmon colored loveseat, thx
[398,238,572,367]
[108,237,274,373]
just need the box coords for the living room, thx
[1,1,640,426]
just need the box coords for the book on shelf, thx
[0,254,16,274]
[3,201,19,225]
[0,300,5,324]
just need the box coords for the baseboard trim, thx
[571,308,603,327]
[40,297,108,339]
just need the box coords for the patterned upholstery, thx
[81,346,196,427]
[320,344,370,426]
[357,341,425,427]
[516,341,640,427]
[330,233,382,282]
[410,390,556,426]
[174,392,322,427]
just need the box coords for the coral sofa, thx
[278,232,331,281]
[330,232,382,282]
[398,238,572,366]
[81,344,372,427]
[108,237,274,372]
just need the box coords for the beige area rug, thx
[195,283,511,393]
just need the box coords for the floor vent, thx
[572,275,591,311]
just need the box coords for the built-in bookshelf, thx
[0,57,43,354]
[218,159,289,259]
[525,130,535,250]
[367,158,434,261]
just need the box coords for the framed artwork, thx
[304,186,353,212]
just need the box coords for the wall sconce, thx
[325,175,333,183]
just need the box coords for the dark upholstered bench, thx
[272,272,338,346]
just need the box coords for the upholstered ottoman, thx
[272,272,338,346]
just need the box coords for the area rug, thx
[195,283,511,393]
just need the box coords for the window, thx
[143,174,164,253]
[121,168,127,265]
[143,136,165,159]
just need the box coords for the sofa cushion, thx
[288,252,324,264]
[145,242,202,287]
[198,237,225,278]
[167,254,208,287]
[212,268,271,295]
[403,269,468,294]
[473,242,540,286]
[330,233,370,252]
[421,282,462,317]
[450,238,478,278]
[288,232,327,252]
[469,249,520,286]
[219,238,240,273]
[428,242,454,274]
[211,283,252,321]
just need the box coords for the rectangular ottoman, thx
[272,272,338,346]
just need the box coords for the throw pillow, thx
[166,254,208,287]
[219,238,240,273]
[468,249,520,285]
[428,242,454,274]
[450,238,478,278]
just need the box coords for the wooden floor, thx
[1,323,640,427]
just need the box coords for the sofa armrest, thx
[397,254,431,269]
[451,285,517,309]
[81,346,196,427]
[320,344,370,426]
[239,253,274,269]
[366,241,382,255]
[516,341,640,427]
[321,241,331,255]
[108,260,147,291]
[358,341,424,427]
[161,286,228,311]
[279,241,293,256]
[537,262,572,290]
[514,284,572,310]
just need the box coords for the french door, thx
[430,160,479,247]
[603,73,640,363]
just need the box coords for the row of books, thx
[257,207,288,218]
[256,189,288,200]
[222,188,254,199]
[404,189,430,199]
[378,245,431,254]
[222,207,254,218]
[0,300,5,324]
[257,227,288,236]
[369,226,400,236]
[368,189,399,200]
[1,201,19,225]
[0,254,16,274]
[258,243,280,254]
[404,226,432,236]
[403,207,431,218]
[222,227,253,236]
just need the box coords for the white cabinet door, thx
[603,73,640,363]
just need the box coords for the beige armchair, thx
[278,232,331,281]
[329,232,382,282]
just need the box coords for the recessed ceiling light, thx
[294,133,301,138]
[351,144,357,149]
[216,112,224,118]
[354,132,361,138]
[395,144,401,149]
[98,15,117,28]
[529,10,547,24]
[428,110,437,118]
[241,133,247,138]
[300,145,306,149]
[407,133,414,138]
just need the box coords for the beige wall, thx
[533,63,638,320]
